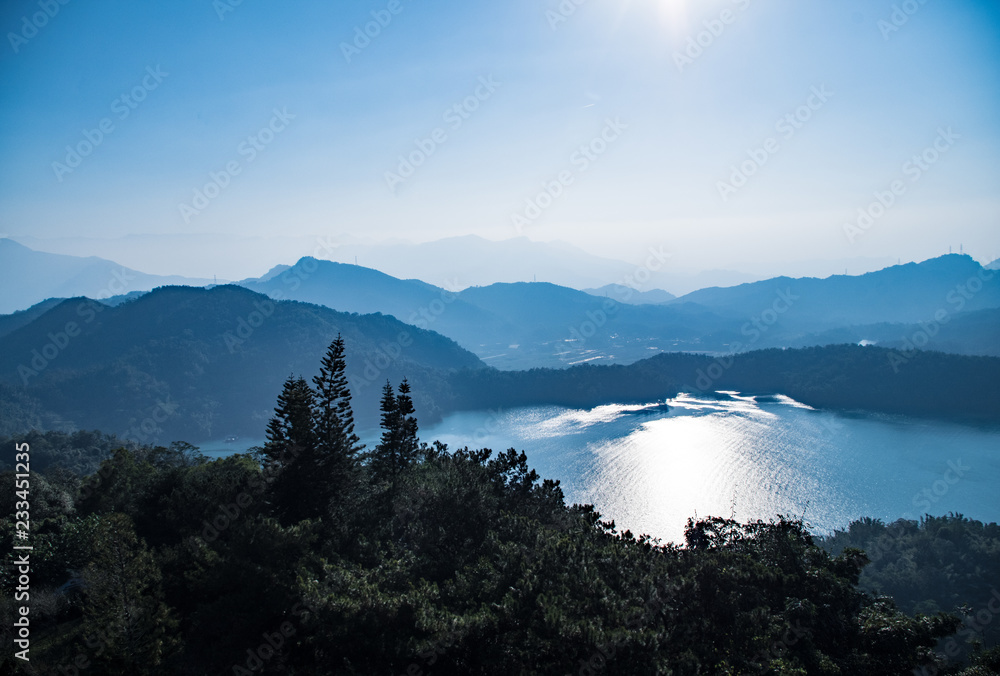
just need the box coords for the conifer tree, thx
[310,335,364,516]
[395,378,420,469]
[371,381,400,488]
[371,379,420,499]
[262,375,318,522]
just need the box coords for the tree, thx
[80,513,178,674]
[370,379,420,498]
[310,335,365,518]
[370,380,400,488]
[262,375,318,522]
[395,378,420,469]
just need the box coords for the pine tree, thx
[262,375,318,522]
[371,380,400,488]
[371,379,421,501]
[310,335,364,518]
[395,378,420,469]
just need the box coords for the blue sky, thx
[1,0,998,277]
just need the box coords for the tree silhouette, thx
[310,335,364,520]
[262,375,318,522]
[371,379,420,498]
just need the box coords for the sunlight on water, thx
[421,394,1000,544]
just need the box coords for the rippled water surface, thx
[420,393,1000,543]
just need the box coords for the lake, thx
[417,393,1000,543]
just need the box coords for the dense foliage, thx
[1,340,995,674]
[0,429,126,476]
[821,515,1000,664]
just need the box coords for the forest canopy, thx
[1,339,997,675]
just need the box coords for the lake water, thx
[417,393,1000,543]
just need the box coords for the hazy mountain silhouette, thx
[233,254,1000,369]
[782,307,1000,357]
[583,284,676,304]
[238,261,734,368]
[0,285,484,441]
[315,235,643,290]
[0,239,213,314]
[667,254,1000,328]
[238,257,516,348]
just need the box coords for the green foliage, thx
[369,379,421,501]
[79,513,178,674]
[4,343,991,674]
[0,428,127,476]
[262,336,366,525]
[821,515,1000,663]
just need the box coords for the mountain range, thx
[238,253,1000,367]
[0,239,212,315]
[1,282,996,445]
[2,242,998,444]
[3,237,999,372]
[12,233,765,293]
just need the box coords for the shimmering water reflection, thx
[421,393,1000,543]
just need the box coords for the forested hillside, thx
[0,286,484,441]
[1,341,997,674]
[448,345,1000,423]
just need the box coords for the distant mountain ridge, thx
[0,238,213,314]
[238,259,737,369]
[583,284,676,304]
[3,242,998,371]
[236,253,1000,368]
[667,254,1000,327]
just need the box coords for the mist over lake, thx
[419,393,1000,543]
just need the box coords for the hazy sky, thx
[1,0,998,277]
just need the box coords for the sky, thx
[1,0,998,280]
